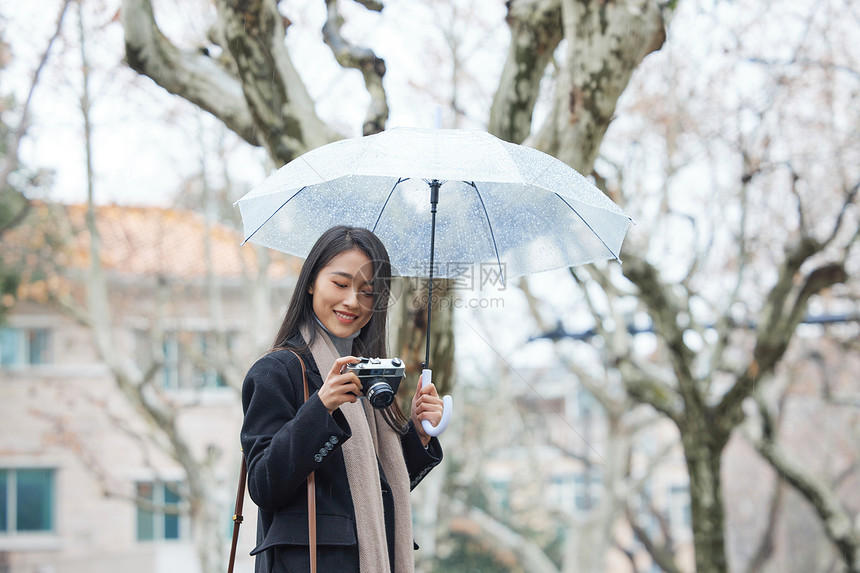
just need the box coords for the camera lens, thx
[365,378,395,409]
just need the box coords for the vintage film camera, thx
[346,357,405,409]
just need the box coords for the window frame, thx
[0,467,57,537]
[135,329,232,391]
[135,480,186,543]
[0,327,52,369]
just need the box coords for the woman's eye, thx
[361,291,374,297]
[333,281,347,288]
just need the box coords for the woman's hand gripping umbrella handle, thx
[420,369,453,437]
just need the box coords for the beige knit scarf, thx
[302,325,414,573]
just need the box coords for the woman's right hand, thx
[318,356,362,413]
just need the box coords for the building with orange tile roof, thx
[1,203,298,573]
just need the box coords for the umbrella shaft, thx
[424,180,441,369]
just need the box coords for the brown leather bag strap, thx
[227,349,316,573]
[292,351,317,573]
[227,453,247,573]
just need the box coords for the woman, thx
[241,225,444,573]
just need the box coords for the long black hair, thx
[272,225,408,433]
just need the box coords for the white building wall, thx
[0,296,263,573]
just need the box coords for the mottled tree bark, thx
[121,0,259,146]
[532,0,666,172]
[488,0,563,144]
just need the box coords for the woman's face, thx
[308,248,375,338]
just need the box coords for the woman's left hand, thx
[411,374,444,447]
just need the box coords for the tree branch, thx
[625,504,682,573]
[743,479,784,573]
[322,0,388,135]
[718,254,847,426]
[447,498,561,573]
[488,0,563,143]
[706,164,758,378]
[747,405,860,572]
[219,0,343,163]
[621,253,699,417]
[121,0,258,146]
[352,0,383,10]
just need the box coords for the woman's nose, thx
[343,289,359,307]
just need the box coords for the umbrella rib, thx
[371,177,407,233]
[241,186,307,245]
[467,181,504,286]
[553,193,620,260]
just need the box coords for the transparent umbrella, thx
[236,127,632,435]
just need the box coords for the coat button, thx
[325,442,333,450]
[330,436,338,444]
[314,454,323,463]
[319,447,328,456]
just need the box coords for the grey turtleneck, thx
[314,314,361,357]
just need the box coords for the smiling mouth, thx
[334,311,357,322]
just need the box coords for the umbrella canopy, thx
[236,127,631,281]
[236,127,632,437]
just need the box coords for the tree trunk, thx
[390,277,455,397]
[563,414,629,573]
[682,418,730,573]
[531,0,665,172]
[214,0,338,163]
[488,0,563,144]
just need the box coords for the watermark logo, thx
[403,262,507,310]
[365,261,507,312]
[479,262,506,291]
[411,293,505,310]
[405,262,507,292]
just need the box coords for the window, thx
[136,330,232,390]
[573,474,589,511]
[136,481,183,541]
[573,469,603,513]
[668,483,692,531]
[576,388,598,420]
[0,468,55,535]
[547,469,604,515]
[0,328,51,369]
[487,478,511,512]
[549,474,576,513]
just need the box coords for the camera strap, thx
[228,349,316,573]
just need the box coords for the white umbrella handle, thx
[419,369,452,437]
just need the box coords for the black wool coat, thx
[240,343,443,573]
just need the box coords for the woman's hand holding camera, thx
[319,356,362,413]
[412,375,443,447]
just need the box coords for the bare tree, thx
[57,7,229,571]
[419,298,687,573]
[519,0,860,571]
